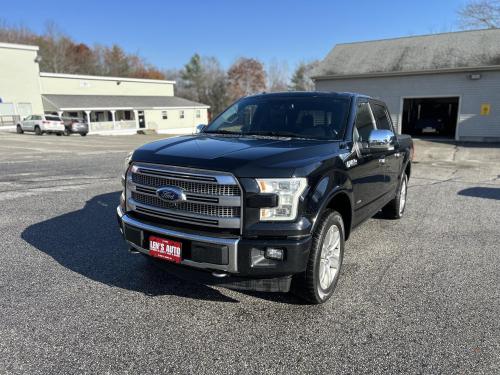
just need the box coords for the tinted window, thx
[205,96,350,140]
[371,104,392,131]
[354,102,375,142]
[45,115,61,121]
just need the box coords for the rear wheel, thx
[63,129,70,136]
[56,133,62,136]
[80,133,87,137]
[34,126,42,136]
[382,173,408,219]
[16,125,24,134]
[292,210,344,304]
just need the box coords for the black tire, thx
[16,125,24,134]
[80,133,87,137]
[34,126,42,136]
[382,173,408,219]
[56,133,62,136]
[63,129,70,136]
[292,210,345,304]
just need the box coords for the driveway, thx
[0,134,499,374]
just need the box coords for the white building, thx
[314,29,500,142]
[0,42,209,134]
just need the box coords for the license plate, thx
[149,236,182,263]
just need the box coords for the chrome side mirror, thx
[362,129,395,153]
[195,124,207,133]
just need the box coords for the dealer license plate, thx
[149,236,182,263]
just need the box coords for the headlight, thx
[122,152,133,183]
[256,178,307,221]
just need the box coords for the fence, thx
[0,115,21,127]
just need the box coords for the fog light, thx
[265,247,285,261]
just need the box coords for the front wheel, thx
[80,133,87,137]
[382,173,408,219]
[16,125,24,134]
[292,210,345,304]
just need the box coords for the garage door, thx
[402,97,459,138]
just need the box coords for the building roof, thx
[0,42,39,51]
[40,72,175,85]
[314,29,500,79]
[42,95,209,111]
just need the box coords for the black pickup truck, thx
[117,92,413,304]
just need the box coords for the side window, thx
[371,104,393,132]
[354,102,375,143]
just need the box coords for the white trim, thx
[59,106,209,111]
[151,106,210,110]
[398,95,462,141]
[39,72,175,85]
[0,42,39,51]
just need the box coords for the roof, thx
[40,72,175,85]
[42,95,209,111]
[314,29,500,79]
[0,42,39,51]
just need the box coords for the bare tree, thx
[267,59,289,92]
[458,0,500,29]
[289,60,319,91]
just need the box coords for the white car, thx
[17,114,65,136]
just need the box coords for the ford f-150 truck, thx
[117,92,413,304]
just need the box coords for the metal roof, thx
[42,95,209,111]
[314,29,500,79]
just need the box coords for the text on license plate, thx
[149,236,182,263]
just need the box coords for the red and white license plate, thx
[149,236,182,263]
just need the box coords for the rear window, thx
[45,116,61,121]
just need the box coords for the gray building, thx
[314,29,500,141]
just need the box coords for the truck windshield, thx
[205,96,350,140]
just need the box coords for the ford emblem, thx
[156,186,186,203]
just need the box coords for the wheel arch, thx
[325,191,353,240]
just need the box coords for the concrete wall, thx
[40,73,175,97]
[145,108,209,134]
[316,70,500,141]
[0,43,44,116]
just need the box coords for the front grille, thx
[132,173,240,196]
[131,192,240,218]
[127,163,242,229]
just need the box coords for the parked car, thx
[414,118,445,135]
[16,114,65,135]
[117,92,414,304]
[62,117,89,136]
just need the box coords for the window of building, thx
[371,103,393,132]
[124,111,132,120]
[195,109,201,118]
[354,102,376,143]
[179,110,185,119]
[162,111,168,120]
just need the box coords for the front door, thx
[138,111,146,128]
[350,101,386,223]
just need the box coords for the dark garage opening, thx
[402,97,459,138]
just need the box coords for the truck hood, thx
[131,134,344,178]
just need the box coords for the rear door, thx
[370,101,402,193]
[350,101,386,220]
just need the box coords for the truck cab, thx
[117,92,413,304]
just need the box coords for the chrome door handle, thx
[378,158,386,165]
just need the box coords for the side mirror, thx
[195,124,207,133]
[361,129,395,153]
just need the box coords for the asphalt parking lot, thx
[1,133,499,374]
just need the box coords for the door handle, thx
[378,158,386,165]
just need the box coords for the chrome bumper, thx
[117,206,240,273]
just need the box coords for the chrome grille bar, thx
[126,163,242,229]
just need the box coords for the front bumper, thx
[117,206,311,278]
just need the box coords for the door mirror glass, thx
[195,124,207,133]
[362,129,395,153]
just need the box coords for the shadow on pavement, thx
[21,191,239,303]
[458,187,500,200]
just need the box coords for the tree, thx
[458,0,500,29]
[227,57,266,101]
[289,61,319,91]
[267,59,289,92]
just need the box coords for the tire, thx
[16,125,24,134]
[382,173,408,219]
[34,126,42,136]
[63,129,70,136]
[56,133,62,136]
[80,133,87,137]
[292,210,345,304]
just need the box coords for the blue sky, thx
[3,0,465,70]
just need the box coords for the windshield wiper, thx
[204,129,242,135]
[245,131,302,138]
